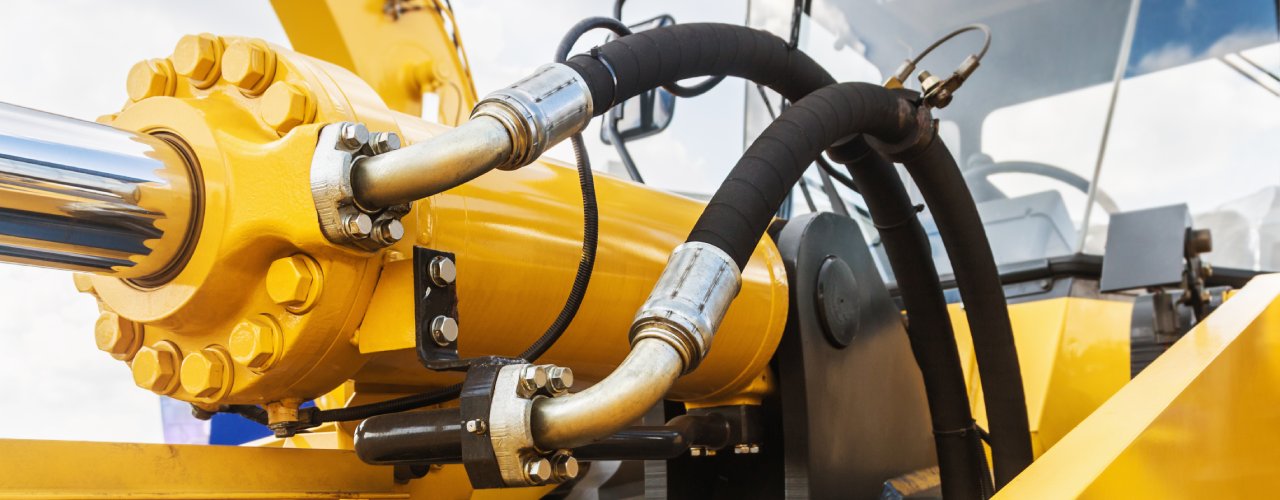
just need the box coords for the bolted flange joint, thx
[629,242,742,373]
[465,362,577,488]
[310,122,410,251]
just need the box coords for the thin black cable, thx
[519,133,598,361]
[789,0,807,49]
[815,154,859,193]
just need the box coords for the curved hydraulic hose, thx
[896,133,1034,487]
[551,25,1009,494]
[832,138,993,499]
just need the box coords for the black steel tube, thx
[897,133,1034,487]
[574,414,730,461]
[354,408,463,465]
[832,138,992,498]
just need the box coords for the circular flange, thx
[814,256,860,348]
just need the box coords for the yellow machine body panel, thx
[949,295,1133,456]
[352,116,790,403]
[998,274,1280,498]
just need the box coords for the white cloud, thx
[1135,29,1276,74]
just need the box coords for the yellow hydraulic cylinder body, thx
[73,36,787,411]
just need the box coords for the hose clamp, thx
[866,100,937,163]
[471,63,594,170]
[629,242,742,373]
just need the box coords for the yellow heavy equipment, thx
[0,1,1277,498]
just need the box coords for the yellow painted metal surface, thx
[0,438,405,499]
[271,0,478,125]
[999,274,1280,499]
[949,296,1132,456]
[355,114,791,402]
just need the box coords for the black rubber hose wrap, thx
[832,138,993,498]
[894,130,1035,487]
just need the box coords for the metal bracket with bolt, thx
[459,361,579,489]
[310,122,409,251]
[414,247,462,368]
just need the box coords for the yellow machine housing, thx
[78,35,788,416]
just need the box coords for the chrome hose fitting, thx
[471,63,594,170]
[629,242,743,373]
[350,63,594,208]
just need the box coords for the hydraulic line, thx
[832,138,993,498]
[897,132,1034,486]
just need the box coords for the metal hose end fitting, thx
[471,63,594,170]
[629,242,743,373]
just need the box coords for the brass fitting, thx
[228,315,281,371]
[131,341,181,394]
[172,33,223,88]
[95,311,141,361]
[222,39,276,95]
[259,81,314,135]
[126,58,176,102]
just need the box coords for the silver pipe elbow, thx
[529,242,742,450]
[350,63,593,209]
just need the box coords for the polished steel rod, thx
[0,102,194,280]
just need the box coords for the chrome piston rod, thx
[0,102,196,282]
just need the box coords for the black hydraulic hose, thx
[563,23,836,114]
[563,25,998,495]
[832,138,992,499]
[897,133,1034,487]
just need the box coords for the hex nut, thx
[126,58,175,102]
[546,366,574,394]
[95,311,140,360]
[266,255,316,308]
[172,33,221,87]
[428,256,456,286]
[72,273,95,294]
[524,457,553,484]
[222,39,275,94]
[430,316,459,346]
[464,419,487,435]
[343,213,374,239]
[518,365,549,396]
[131,342,180,394]
[369,131,402,155]
[338,123,370,151]
[551,453,579,481]
[260,81,313,134]
[228,315,281,371]
[180,349,228,398]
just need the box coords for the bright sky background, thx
[0,0,1276,443]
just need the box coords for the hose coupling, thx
[472,63,594,170]
[629,242,742,373]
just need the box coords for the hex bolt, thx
[373,218,405,246]
[95,311,139,359]
[228,316,280,371]
[131,342,179,394]
[749,444,760,454]
[369,131,402,155]
[524,457,553,485]
[733,444,751,455]
[1188,228,1213,256]
[343,213,374,239]
[551,452,579,482]
[464,419,488,435]
[428,256,456,286]
[519,365,549,395]
[338,123,370,151]
[429,316,459,346]
[171,33,222,88]
[260,81,313,135]
[222,39,275,94]
[180,349,227,398]
[126,58,175,102]
[72,273,95,294]
[546,366,574,395]
[265,255,316,308]
[690,447,704,457]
